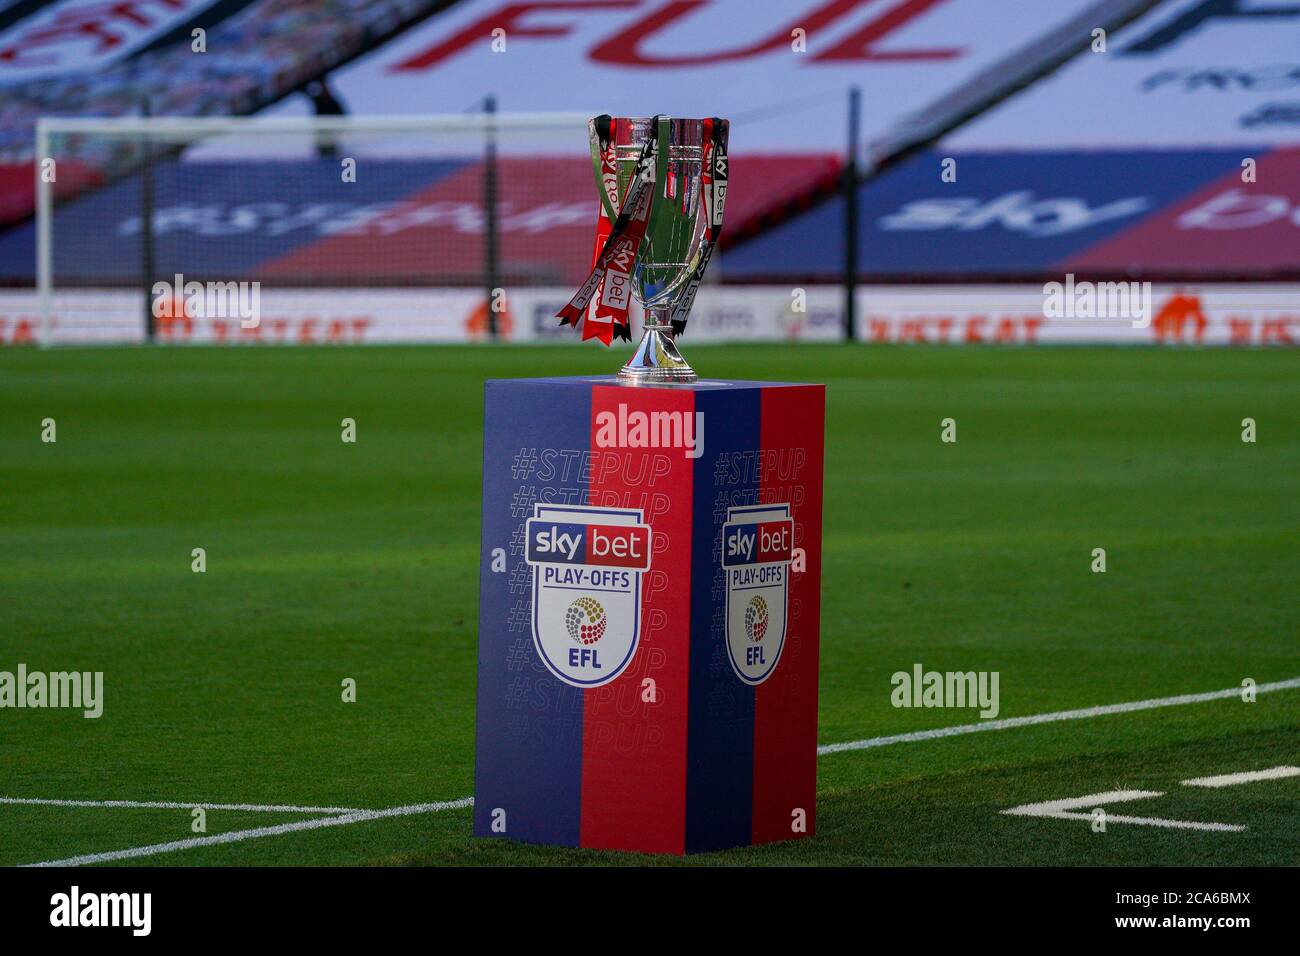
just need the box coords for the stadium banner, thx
[0,152,838,288]
[946,0,1300,149]
[289,0,1150,154]
[0,0,228,84]
[3,285,1298,346]
[853,284,1300,346]
[723,147,1300,280]
[475,376,824,853]
[0,0,448,226]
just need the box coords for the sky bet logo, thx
[722,505,794,685]
[526,504,650,687]
[724,518,794,567]
[527,521,649,568]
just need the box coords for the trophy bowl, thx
[616,116,705,384]
[558,115,729,384]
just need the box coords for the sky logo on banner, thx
[721,503,794,685]
[526,504,650,687]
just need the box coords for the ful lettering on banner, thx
[395,0,965,70]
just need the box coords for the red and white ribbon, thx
[557,117,661,344]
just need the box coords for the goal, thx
[34,112,592,346]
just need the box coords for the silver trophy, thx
[558,115,729,384]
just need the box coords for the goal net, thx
[35,113,592,345]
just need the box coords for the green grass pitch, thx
[0,343,1296,866]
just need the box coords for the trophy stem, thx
[618,312,697,384]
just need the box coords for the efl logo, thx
[721,504,794,685]
[594,402,704,459]
[526,504,650,687]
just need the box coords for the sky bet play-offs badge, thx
[722,504,795,685]
[526,504,651,688]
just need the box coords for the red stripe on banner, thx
[752,385,825,845]
[580,386,694,853]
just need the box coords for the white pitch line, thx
[1002,789,1164,815]
[1027,811,1246,833]
[1183,766,1300,788]
[18,676,1300,865]
[1001,790,1246,832]
[817,676,1300,755]
[0,797,363,814]
[24,797,474,867]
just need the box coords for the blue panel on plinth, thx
[475,379,591,846]
[685,385,760,853]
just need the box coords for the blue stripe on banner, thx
[0,158,474,282]
[685,385,760,852]
[721,149,1260,279]
[475,379,591,846]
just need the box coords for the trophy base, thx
[618,327,698,384]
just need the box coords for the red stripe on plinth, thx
[752,385,824,845]
[580,385,694,853]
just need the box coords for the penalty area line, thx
[1001,789,1248,832]
[24,797,474,867]
[1002,789,1248,832]
[817,676,1300,756]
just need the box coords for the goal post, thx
[35,118,50,348]
[34,111,593,346]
